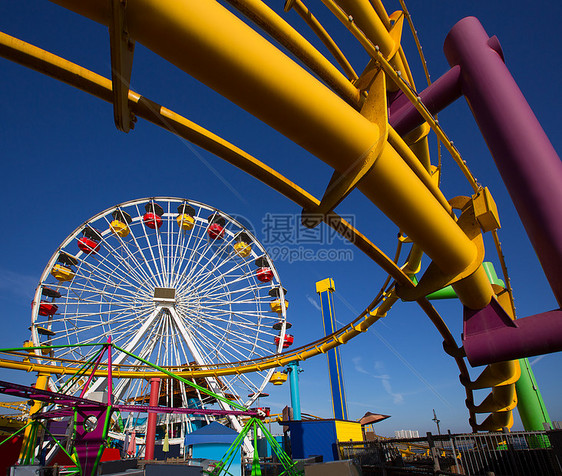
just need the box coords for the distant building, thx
[394,430,419,439]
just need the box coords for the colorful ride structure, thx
[0,0,561,437]
[26,197,291,453]
[0,341,300,476]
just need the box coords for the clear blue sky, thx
[0,0,561,436]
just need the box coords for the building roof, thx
[184,421,238,445]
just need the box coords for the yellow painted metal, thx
[50,264,74,282]
[401,244,423,276]
[269,371,288,386]
[402,122,432,171]
[303,68,388,225]
[176,213,195,231]
[283,0,358,82]
[397,195,494,310]
[35,1,490,313]
[474,411,513,432]
[110,219,130,237]
[52,0,371,163]
[18,373,49,461]
[316,278,335,294]
[463,361,521,390]
[469,384,518,414]
[326,0,413,88]
[7,17,464,298]
[22,341,34,363]
[387,127,451,215]
[226,0,360,105]
[109,0,135,132]
[362,143,478,279]
[473,186,501,233]
[270,299,289,313]
[0,4,514,431]
[233,241,252,258]
[0,31,410,287]
[5,8,473,301]
[334,420,363,440]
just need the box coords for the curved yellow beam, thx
[49,0,491,309]
[225,0,360,104]
[0,31,410,285]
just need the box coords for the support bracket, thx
[109,0,135,133]
[301,69,388,228]
[397,196,484,301]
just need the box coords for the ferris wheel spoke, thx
[83,306,164,397]
[191,272,262,303]
[52,302,152,327]
[188,308,267,333]
[85,231,157,290]
[72,246,151,291]
[195,275,259,296]
[184,251,248,297]
[132,202,167,288]
[56,277,148,302]
[179,225,234,286]
[58,306,153,352]
[169,212,206,289]
[99,235,161,290]
[167,307,243,412]
[48,310,148,353]
[168,207,196,289]
[32,198,287,429]
[187,248,251,294]
[233,370,263,396]
[121,219,163,289]
[194,331,260,369]
[67,270,141,301]
[152,215,170,288]
[192,320,269,360]
[75,246,149,292]
[187,308,263,326]
[185,239,240,290]
[199,322,274,357]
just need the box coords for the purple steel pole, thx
[444,17,562,306]
[389,65,462,135]
[463,300,562,366]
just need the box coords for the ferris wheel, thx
[30,197,291,422]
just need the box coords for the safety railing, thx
[338,429,562,475]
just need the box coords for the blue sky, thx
[0,0,561,436]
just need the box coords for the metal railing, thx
[338,429,562,475]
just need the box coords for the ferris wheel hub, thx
[153,287,177,304]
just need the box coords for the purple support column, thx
[444,17,562,306]
[389,65,462,135]
[463,300,562,366]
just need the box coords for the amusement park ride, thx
[0,0,561,473]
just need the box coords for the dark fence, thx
[338,429,562,475]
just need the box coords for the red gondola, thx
[143,212,163,229]
[144,203,164,229]
[78,236,100,254]
[256,267,273,282]
[39,302,58,316]
[208,222,224,239]
[207,213,226,239]
[274,334,294,348]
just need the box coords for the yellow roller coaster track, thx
[0,0,521,431]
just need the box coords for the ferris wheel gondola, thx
[30,197,290,434]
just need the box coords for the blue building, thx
[184,421,241,476]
